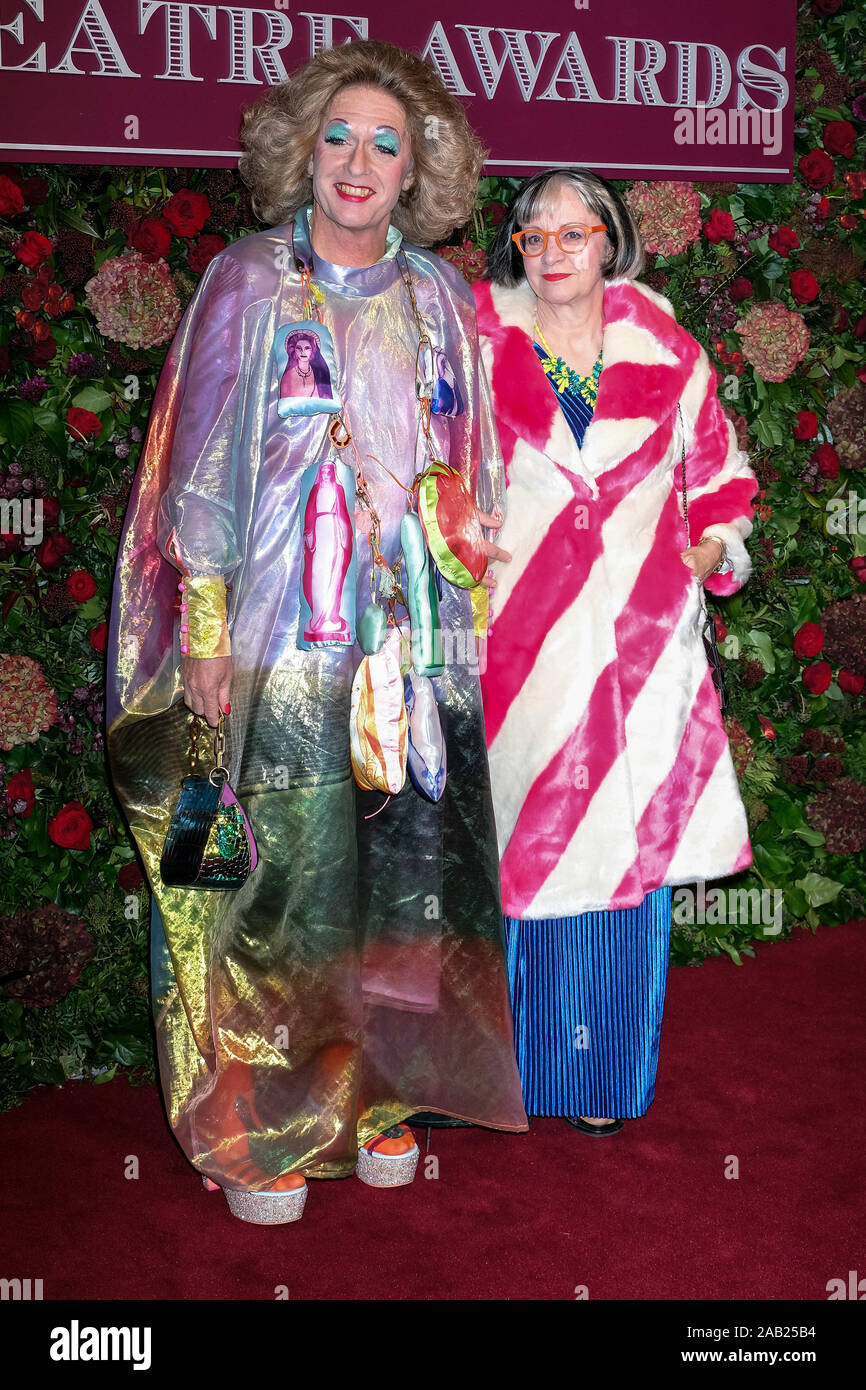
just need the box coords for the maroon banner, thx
[0,1,796,180]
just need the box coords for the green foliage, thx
[0,2,864,1107]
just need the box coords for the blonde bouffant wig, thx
[238,39,486,246]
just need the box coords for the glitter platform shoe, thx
[355,1123,420,1187]
[197,1068,308,1223]
[202,1172,308,1224]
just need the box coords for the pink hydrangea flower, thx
[0,653,59,750]
[625,180,702,258]
[734,301,810,383]
[84,251,181,350]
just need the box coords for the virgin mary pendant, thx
[297,456,356,649]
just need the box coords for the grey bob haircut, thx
[486,167,645,286]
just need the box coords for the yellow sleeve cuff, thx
[183,575,231,658]
[470,582,489,641]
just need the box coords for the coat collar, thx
[475,276,695,494]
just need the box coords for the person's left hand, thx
[476,504,510,590]
[681,536,723,583]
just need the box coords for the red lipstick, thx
[334,183,374,202]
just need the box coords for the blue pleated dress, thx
[501,345,673,1119]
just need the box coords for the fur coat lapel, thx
[474,276,699,497]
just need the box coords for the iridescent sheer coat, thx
[105,207,528,1189]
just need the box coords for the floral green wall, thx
[0,1,864,1108]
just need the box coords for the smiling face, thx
[520,178,609,310]
[307,84,415,262]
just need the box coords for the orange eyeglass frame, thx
[511,223,608,255]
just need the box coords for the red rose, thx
[41,496,61,526]
[823,121,856,159]
[21,280,44,311]
[703,209,736,243]
[817,196,831,217]
[117,861,144,892]
[793,622,825,659]
[163,188,211,238]
[487,201,507,226]
[13,230,53,268]
[713,616,728,642]
[48,800,94,851]
[728,277,753,302]
[27,335,58,365]
[768,226,800,256]
[790,269,820,304]
[758,716,776,739]
[845,171,866,200]
[0,174,24,217]
[188,233,226,274]
[66,569,97,603]
[802,661,833,695]
[794,411,818,440]
[839,668,865,695]
[7,768,35,817]
[812,444,840,478]
[36,533,73,569]
[850,557,866,583]
[132,217,171,258]
[89,621,107,651]
[66,407,102,440]
[799,150,836,189]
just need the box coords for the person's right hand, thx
[180,655,233,728]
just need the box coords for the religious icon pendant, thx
[274,321,343,417]
[297,456,357,649]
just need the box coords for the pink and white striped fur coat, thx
[473,275,759,919]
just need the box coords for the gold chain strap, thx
[187,710,229,785]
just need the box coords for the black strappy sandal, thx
[565,1116,624,1137]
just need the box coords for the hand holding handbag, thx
[160,710,258,889]
[677,403,729,712]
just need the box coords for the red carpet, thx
[1,922,862,1301]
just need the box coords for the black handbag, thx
[160,711,258,890]
[677,403,729,712]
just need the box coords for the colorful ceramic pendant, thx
[349,627,407,794]
[297,457,356,649]
[404,671,446,802]
[400,512,443,677]
[416,460,487,588]
[358,601,387,655]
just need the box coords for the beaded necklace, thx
[534,321,602,409]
